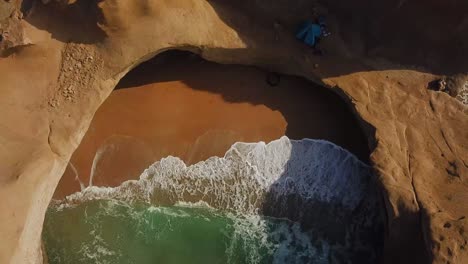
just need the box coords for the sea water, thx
[43,137,383,263]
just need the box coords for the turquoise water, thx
[43,137,383,263]
[43,200,327,264]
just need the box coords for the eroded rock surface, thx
[0,0,466,263]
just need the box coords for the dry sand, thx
[54,51,369,199]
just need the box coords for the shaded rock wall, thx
[321,0,468,74]
[0,0,466,263]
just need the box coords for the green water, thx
[43,200,327,264]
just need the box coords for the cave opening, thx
[45,50,383,264]
[53,50,373,198]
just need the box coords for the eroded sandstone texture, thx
[0,0,467,263]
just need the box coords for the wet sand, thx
[54,51,369,199]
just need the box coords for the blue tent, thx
[296,21,322,47]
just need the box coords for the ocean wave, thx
[58,136,373,215]
[45,200,330,264]
[47,136,383,263]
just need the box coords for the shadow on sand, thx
[116,50,371,163]
[113,50,385,262]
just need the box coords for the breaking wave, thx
[45,136,383,263]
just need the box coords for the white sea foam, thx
[61,136,372,215]
[46,198,331,264]
[47,137,382,263]
[223,211,329,264]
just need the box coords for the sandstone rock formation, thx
[0,0,466,263]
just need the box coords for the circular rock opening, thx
[45,50,383,263]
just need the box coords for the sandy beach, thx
[54,51,369,199]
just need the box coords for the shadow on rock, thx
[24,0,106,44]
